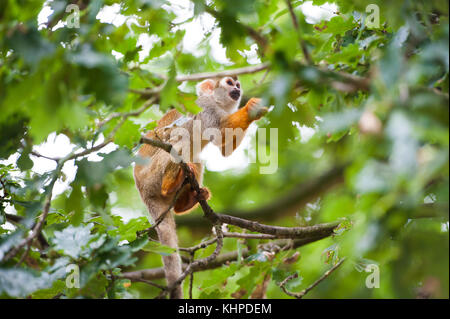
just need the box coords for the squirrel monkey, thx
[133,76,267,298]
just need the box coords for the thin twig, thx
[257,68,270,86]
[4,214,49,249]
[279,258,346,298]
[128,87,162,99]
[97,97,157,128]
[179,238,218,254]
[124,277,166,290]
[29,150,60,162]
[129,61,370,100]
[179,232,278,253]
[285,0,312,64]
[188,252,195,299]
[16,240,32,266]
[26,97,155,164]
[66,116,126,161]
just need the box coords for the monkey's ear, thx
[196,79,216,97]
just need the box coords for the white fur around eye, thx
[221,78,233,87]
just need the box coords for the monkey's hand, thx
[246,98,268,121]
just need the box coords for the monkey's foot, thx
[161,166,185,196]
[161,163,198,197]
[174,187,210,215]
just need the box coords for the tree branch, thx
[139,136,341,239]
[179,238,218,254]
[223,232,278,239]
[128,64,270,99]
[29,150,60,162]
[217,214,338,238]
[176,63,270,82]
[4,213,49,250]
[177,164,347,228]
[122,234,334,281]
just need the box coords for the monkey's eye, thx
[226,79,233,86]
[236,83,240,89]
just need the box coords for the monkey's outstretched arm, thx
[219,97,268,156]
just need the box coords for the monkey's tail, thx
[147,201,183,299]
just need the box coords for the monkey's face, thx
[209,77,242,111]
[217,77,241,101]
[196,77,242,111]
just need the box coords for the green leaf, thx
[320,109,362,134]
[108,216,150,242]
[199,263,239,295]
[159,62,178,111]
[65,183,85,226]
[75,149,135,188]
[114,120,141,149]
[321,194,355,221]
[52,223,96,259]
[385,111,418,175]
[378,43,403,89]
[17,149,33,171]
[6,25,55,66]
[236,262,270,298]
[0,113,28,158]
[31,280,66,299]
[326,43,363,67]
[318,16,356,36]
[0,262,67,298]
[68,44,128,105]
[142,240,176,256]
[354,160,393,194]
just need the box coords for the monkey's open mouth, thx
[229,89,241,101]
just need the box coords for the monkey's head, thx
[196,77,242,112]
